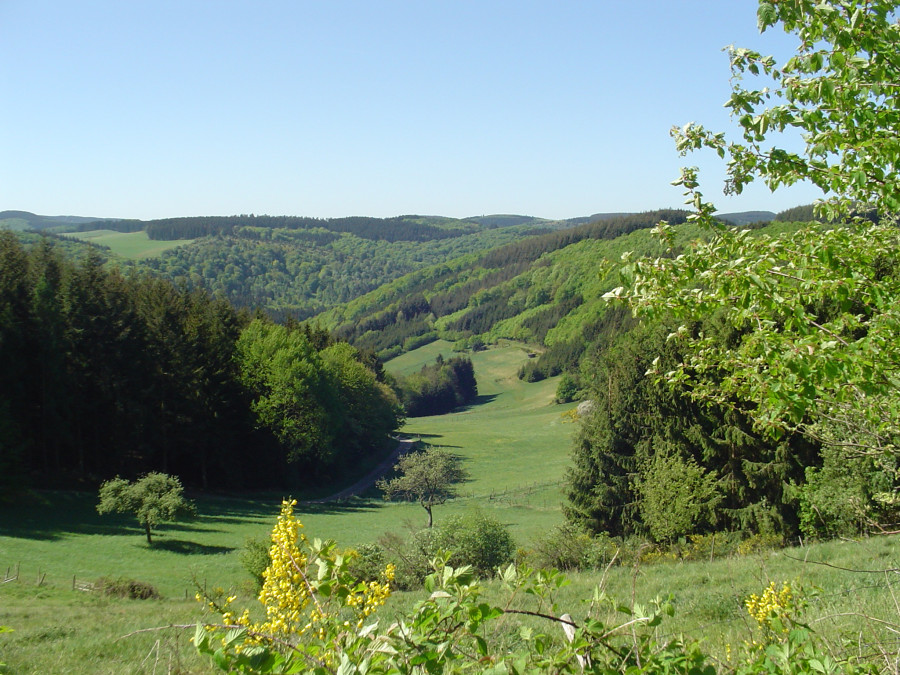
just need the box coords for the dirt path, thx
[307,438,416,503]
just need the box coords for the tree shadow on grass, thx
[297,497,383,515]
[151,539,235,555]
[0,491,386,541]
[456,393,499,412]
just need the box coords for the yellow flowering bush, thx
[745,581,796,632]
[194,499,394,672]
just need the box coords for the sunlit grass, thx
[10,343,897,672]
[62,229,192,259]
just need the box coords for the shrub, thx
[736,532,784,556]
[634,448,721,543]
[555,373,579,403]
[799,445,899,540]
[430,511,515,576]
[376,512,515,588]
[523,523,617,571]
[376,530,433,590]
[347,543,388,584]
[240,536,271,591]
[95,577,160,600]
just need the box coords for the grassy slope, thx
[381,339,457,377]
[63,229,193,259]
[3,342,898,672]
[0,343,575,672]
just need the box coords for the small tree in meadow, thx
[377,446,467,528]
[97,472,196,545]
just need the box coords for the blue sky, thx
[1,1,823,221]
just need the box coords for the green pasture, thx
[63,229,192,259]
[0,342,577,672]
[390,343,577,525]
[5,341,896,672]
[0,342,574,598]
[381,339,458,377]
[3,491,899,672]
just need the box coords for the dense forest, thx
[0,231,402,493]
[3,202,880,543]
[133,218,551,320]
[393,355,478,417]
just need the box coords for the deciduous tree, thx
[607,0,900,477]
[377,446,468,528]
[97,472,196,545]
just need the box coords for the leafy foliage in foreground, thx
[195,500,873,674]
[599,0,900,541]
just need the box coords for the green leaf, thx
[757,3,777,31]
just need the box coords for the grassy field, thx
[3,342,899,672]
[390,342,577,538]
[62,229,192,259]
[3,494,899,672]
[0,343,577,672]
[383,339,458,377]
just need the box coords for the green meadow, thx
[2,343,899,672]
[62,229,193,259]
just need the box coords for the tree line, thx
[91,214,482,243]
[0,231,401,494]
[394,356,478,418]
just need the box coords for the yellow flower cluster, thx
[214,499,394,651]
[745,581,793,628]
[255,499,313,639]
[344,563,394,627]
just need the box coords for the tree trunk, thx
[424,503,433,528]
[144,520,153,545]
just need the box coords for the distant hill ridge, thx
[2,208,780,238]
[3,207,804,336]
[0,210,113,232]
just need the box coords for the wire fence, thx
[452,479,565,508]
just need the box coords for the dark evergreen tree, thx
[566,320,819,540]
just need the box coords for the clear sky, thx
[1,1,823,221]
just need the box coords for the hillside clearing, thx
[62,229,193,259]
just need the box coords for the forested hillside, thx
[134,221,544,319]
[317,210,704,364]
[0,231,401,493]
[120,212,640,320]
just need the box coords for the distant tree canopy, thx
[0,231,401,491]
[101,214,481,243]
[134,219,536,322]
[395,356,478,417]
